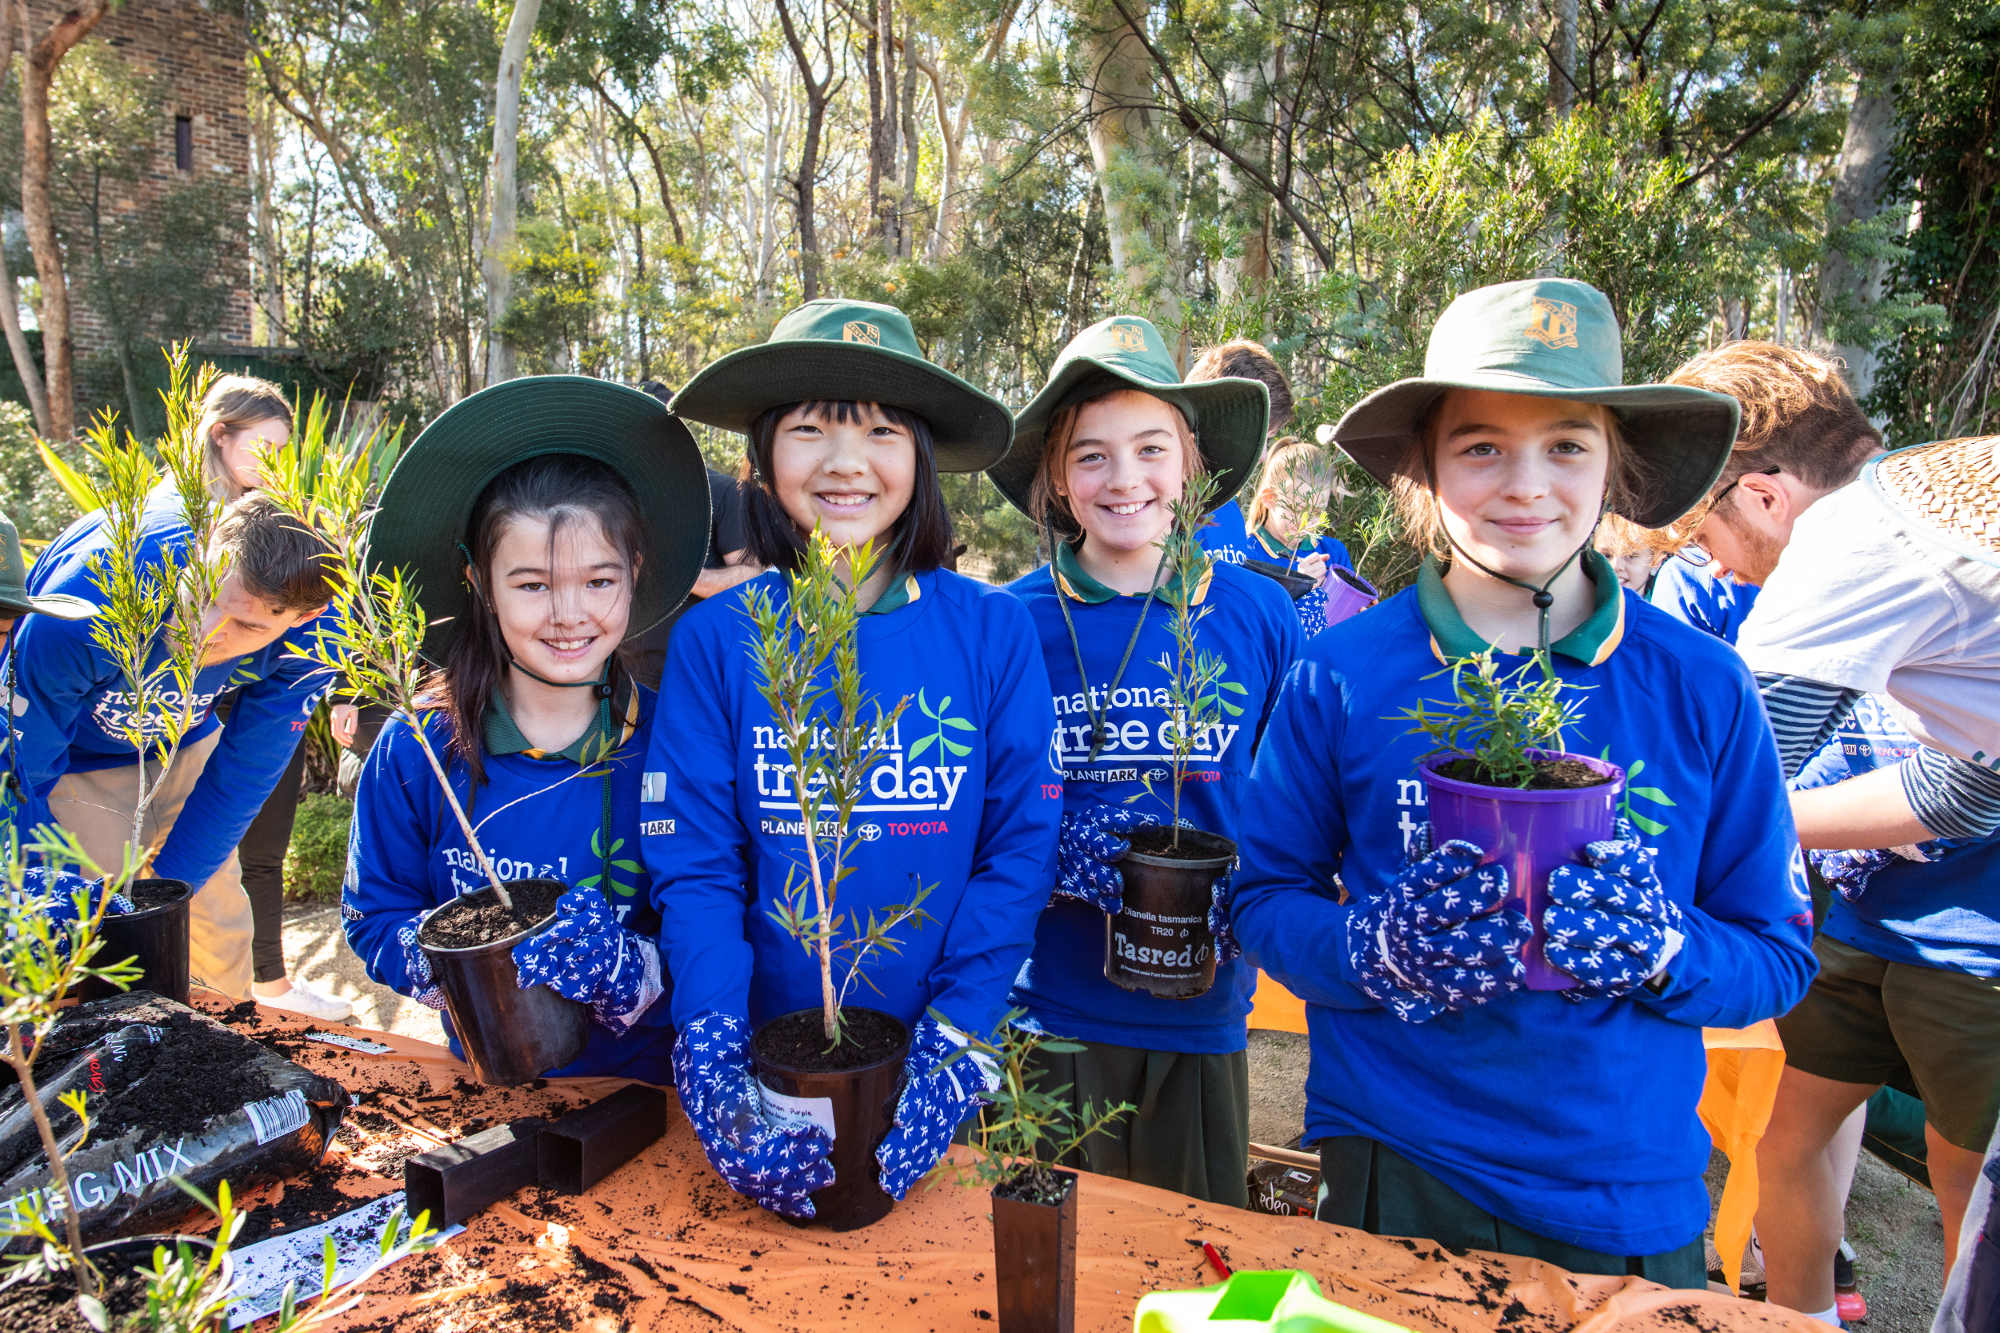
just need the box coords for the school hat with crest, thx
[988,315,1269,526]
[1332,278,1740,529]
[368,376,710,664]
[669,298,1012,473]
[0,509,94,620]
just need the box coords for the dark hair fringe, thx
[214,493,335,609]
[740,400,954,574]
[440,455,644,787]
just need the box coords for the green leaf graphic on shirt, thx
[1603,751,1675,836]
[577,828,641,898]
[909,687,976,762]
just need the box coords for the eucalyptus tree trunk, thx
[1820,77,1897,401]
[1549,0,1578,113]
[897,15,919,259]
[482,0,542,388]
[1215,54,1273,304]
[1076,0,1180,325]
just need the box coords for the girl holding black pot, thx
[640,300,1062,1221]
[984,315,1301,1206]
[344,377,709,1083]
[1232,279,1816,1281]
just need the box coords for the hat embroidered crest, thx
[1107,322,1148,354]
[1524,297,1579,349]
[842,320,881,346]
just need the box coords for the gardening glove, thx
[1543,820,1686,999]
[1344,825,1528,1023]
[875,1013,999,1199]
[396,906,448,1011]
[1810,841,1941,902]
[511,886,664,1033]
[1207,859,1241,965]
[1054,804,1149,913]
[5,868,131,961]
[674,1011,834,1220]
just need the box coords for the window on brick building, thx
[175,115,193,172]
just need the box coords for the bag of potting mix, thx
[0,991,347,1248]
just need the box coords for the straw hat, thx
[1873,436,2000,553]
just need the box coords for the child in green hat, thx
[1231,278,1815,1281]
[641,299,1064,1220]
[987,314,1303,1206]
[1,507,95,831]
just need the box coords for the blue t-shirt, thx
[3,492,329,890]
[1200,500,1353,636]
[1232,556,1815,1255]
[1005,554,1302,1054]
[1795,695,2000,978]
[640,569,1063,1041]
[344,687,672,1082]
[1648,558,1759,645]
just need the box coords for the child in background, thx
[1191,339,1291,569]
[1207,437,1355,634]
[1594,513,1662,595]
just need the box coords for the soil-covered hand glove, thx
[1207,859,1240,965]
[396,906,448,1011]
[1543,822,1685,999]
[1344,827,1528,1023]
[1055,805,1149,912]
[511,886,663,1033]
[674,1012,834,1220]
[875,1014,999,1200]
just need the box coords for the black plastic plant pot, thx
[0,1234,228,1331]
[750,1006,911,1231]
[1242,558,1319,600]
[77,877,192,1006]
[991,1167,1078,1333]
[1103,827,1235,1000]
[417,879,591,1086]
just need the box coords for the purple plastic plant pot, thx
[1322,567,1379,627]
[1418,749,1624,991]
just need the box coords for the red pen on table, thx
[1202,1241,1232,1280]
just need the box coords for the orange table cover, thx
[1250,972,1787,1294]
[205,1000,1810,1332]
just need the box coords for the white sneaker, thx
[254,980,354,1023]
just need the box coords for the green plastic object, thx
[1134,1270,1415,1333]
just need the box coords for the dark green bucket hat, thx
[1,509,94,620]
[368,376,710,664]
[988,315,1269,526]
[670,298,1012,473]
[1332,278,1740,529]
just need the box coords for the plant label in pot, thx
[991,1167,1078,1333]
[1419,749,1623,991]
[1102,826,1234,1000]
[750,1007,911,1231]
[416,878,592,1085]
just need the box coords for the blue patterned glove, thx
[1207,860,1240,965]
[1810,841,1941,902]
[511,887,663,1033]
[674,1012,834,1219]
[1543,822,1686,999]
[7,869,131,961]
[396,907,448,1011]
[1055,805,1149,912]
[1344,827,1528,1023]
[875,1014,999,1199]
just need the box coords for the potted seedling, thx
[261,424,596,1085]
[1242,469,1329,601]
[1395,650,1623,991]
[1105,474,1239,1000]
[743,531,932,1231]
[946,1013,1131,1333]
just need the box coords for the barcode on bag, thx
[243,1090,311,1145]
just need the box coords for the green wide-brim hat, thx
[1,509,94,619]
[988,315,1269,528]
[368,376,710,664]
[1332,278,1741,530]
[670,298,1012,473]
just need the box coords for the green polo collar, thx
[484,675,639,762]
[861,570,921,616]
[1417,549,1626,666]
[1252,524,1294,560]
[1052,539,1212,606]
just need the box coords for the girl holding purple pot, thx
[1230,278,1816,1285]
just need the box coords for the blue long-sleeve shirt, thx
[1199,498,1352,573]
[1232,554,1816,1255]
[1005,551,1301,1053]
[639,569,1062,1042]
[1648,557,1759,646]
[343,685,672,1082]
[2,495,328,888]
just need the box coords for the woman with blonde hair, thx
[199,374,294,503]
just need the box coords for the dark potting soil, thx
[418,879,563,950]
[1125,824,1234,862]
[0,1265,152,1333]
[1436,756,1614,791]
[123,880,189,911]
[992,1164,1075,1208]
[752,1008,906,1073]
[46,1007,282,1143]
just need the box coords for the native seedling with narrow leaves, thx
[944,1009,1132,1204]
[746,530,932,1050]
[1394,649,1589,789]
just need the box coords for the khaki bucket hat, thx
[1,510,95,620]
[1332,278,1741,529]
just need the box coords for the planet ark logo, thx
[752,711,970,830]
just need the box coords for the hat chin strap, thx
[1432,497,1606,662]
[460,542,614,700]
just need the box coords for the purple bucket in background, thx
[1322,567,1379,627]
[1418,749,1624,991]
